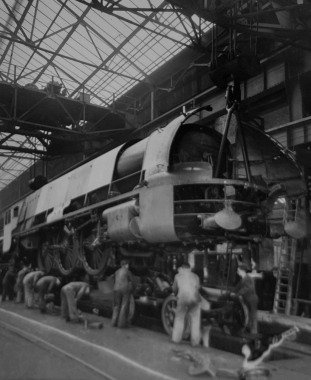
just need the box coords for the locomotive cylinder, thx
[115,139,147,178]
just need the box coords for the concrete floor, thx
[0,301,311,380]
[0,327,107,380]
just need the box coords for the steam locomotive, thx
[1,107,305,277]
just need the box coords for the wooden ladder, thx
[273,198,299,315]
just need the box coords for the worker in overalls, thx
[111,260,134,328]
[35,276,62,313]
[172,262,201,346]
[15,263,31,303]
[231,263,258,334]
[23,270,45,308]
[61,282,90,322]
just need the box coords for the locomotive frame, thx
[0,106,306,277]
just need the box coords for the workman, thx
[15,263,31,303]
[111,259,134,328]
[23,270,45,308]
[172,262,201,346]
[35,276,62,313]
[1,266,17,302]
[61,282,90,323]
[231,263,258,334]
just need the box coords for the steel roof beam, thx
[33,23,77,45]
[32,7,92,84]
[0,145,48,155]
[66,2,167,99]
[59,0,157,79]
[74,1,196,52]
[166,0,311,52]
[0,0,34,66]
[17,0,70,81]
[0,154,38,161]
[227,3,311,21]
[0,35,147,85]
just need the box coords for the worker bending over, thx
[172,263,201,346]
[111,260,134,328]
[61,282,90,323]
[23,270,45,308]
[36,276,62,313]
[231,263,258,334]
[16,263,31,303]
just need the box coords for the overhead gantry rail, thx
[0,79,126,157]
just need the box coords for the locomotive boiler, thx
[1,107,306,276]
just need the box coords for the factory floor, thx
[1,301,311,380]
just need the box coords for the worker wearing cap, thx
[231,263,258,334]
[23,270,45,308]
[35,276,62,313]
[111,259,134,328]
[172,262,201,346]
[61,282,90,323]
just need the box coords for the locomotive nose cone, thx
[214,208,242,231]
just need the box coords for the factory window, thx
[13,207,19,217]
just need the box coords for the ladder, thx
[273,198,299,315]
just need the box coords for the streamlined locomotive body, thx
[1,108,305,275]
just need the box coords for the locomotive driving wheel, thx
[81,231,111,275]
[161,295,190,339]
[38,241,55,274]
[55,230,78,276]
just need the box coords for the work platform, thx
[1,302,311,380]
[0,81,125,151]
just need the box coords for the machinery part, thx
[217,295,248,336]
[55,231,78,276]
[214,207,242,231]
[37,241,55,274]
[161,294,190,339]
[102,200,140,242]
[28,175,47,191]
[81,232,111,275]
[284,221,306,239]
